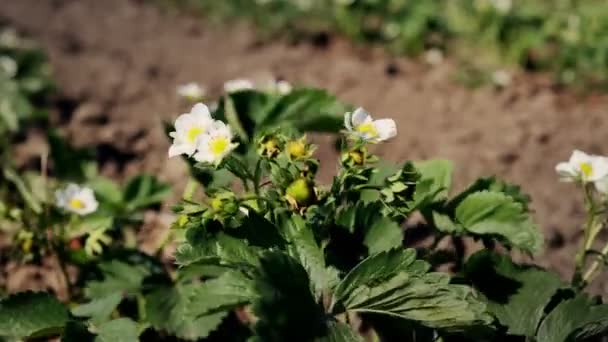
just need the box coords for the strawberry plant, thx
[4,85,608,341]
[2,32,608,339]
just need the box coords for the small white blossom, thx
[490,0,512,13]
[224,79,254,93]
[239,206,250,216]
[209,101,219,112]
[0,56,17,78]
[492,70,512,87]
[344,107,397,143]
[264,79,292,95]
[424,48,444,66]
[168,103,213,158]
[275,80,292,94]
[556,150,608,184]
[177,82,205,101]
[193,120,239,165]
[0,28,19,48]
[55,184,98,216]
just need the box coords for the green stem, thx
[573,185,597,286]
[183,178,198,201]
[53,240,72,300]
[582,240,608,285]
[135,293,147,323]
[154,228,172,256]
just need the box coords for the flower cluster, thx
[556,150,608,194]
[55,184,98,216]
[168,103,238,165]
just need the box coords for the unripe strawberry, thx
[286,178,314,205]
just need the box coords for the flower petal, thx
[168,143,196,157]
[555,162,577,180]
[595,176,608,194]
[351,107,371,127]
[569,150,592,165]
[174,113,195,131]
[373,119,397,142]
[344,112,353,131]
[191,103,211,120]
[590,156,608,181]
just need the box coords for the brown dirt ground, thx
[2,0,608,293]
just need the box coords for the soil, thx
[1,0,608,292]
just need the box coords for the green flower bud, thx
[258,135,281,158]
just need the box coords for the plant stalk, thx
[573,185,597,285]
[582,229,608,285]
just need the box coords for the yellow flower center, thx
[287,140,307,159]
[69,198,85,210]
[186,127,204,143]
[210,137,229,156]
[211,197,224,211]
[356,122,378,138]
[580,162,593,178]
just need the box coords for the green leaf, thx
[445,177,528,213]
[175,231,261,269]
[455,191,543,253]
[259,88,348,133]
[88,176,123,206]
[253,251,327,341]
[148,269,257,340]
[145,281,231,340]
[61,321,94,342]
[85,261,151,299]
[413,159,453,206]
[315,321,363,342]
[280,214,340,296]
[332,249,491,330]
[3,167,42,214]
[72,292,122,325]
[94,318,139,342]
[0,292,69,339]
[48,130,95,181]
[122,174,171,211]
[332,249,423,304]
[217,88,348,142]
[537,294,608,342]
[464,251,562,336]
[363,217,403,254]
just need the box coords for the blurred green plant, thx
[173,0,608,91]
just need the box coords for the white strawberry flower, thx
[168,103,213,158]
[490,0,512,13]
[424,48,444,66]
[193,120,239,165]
[0,56,17,78]
[344,107,397,143]
[177,82,205,101]
[492,69,512,87]
[224,79,254,93]
[555,150,608,184]
[55,184,99,216]
[274,80,293,94]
